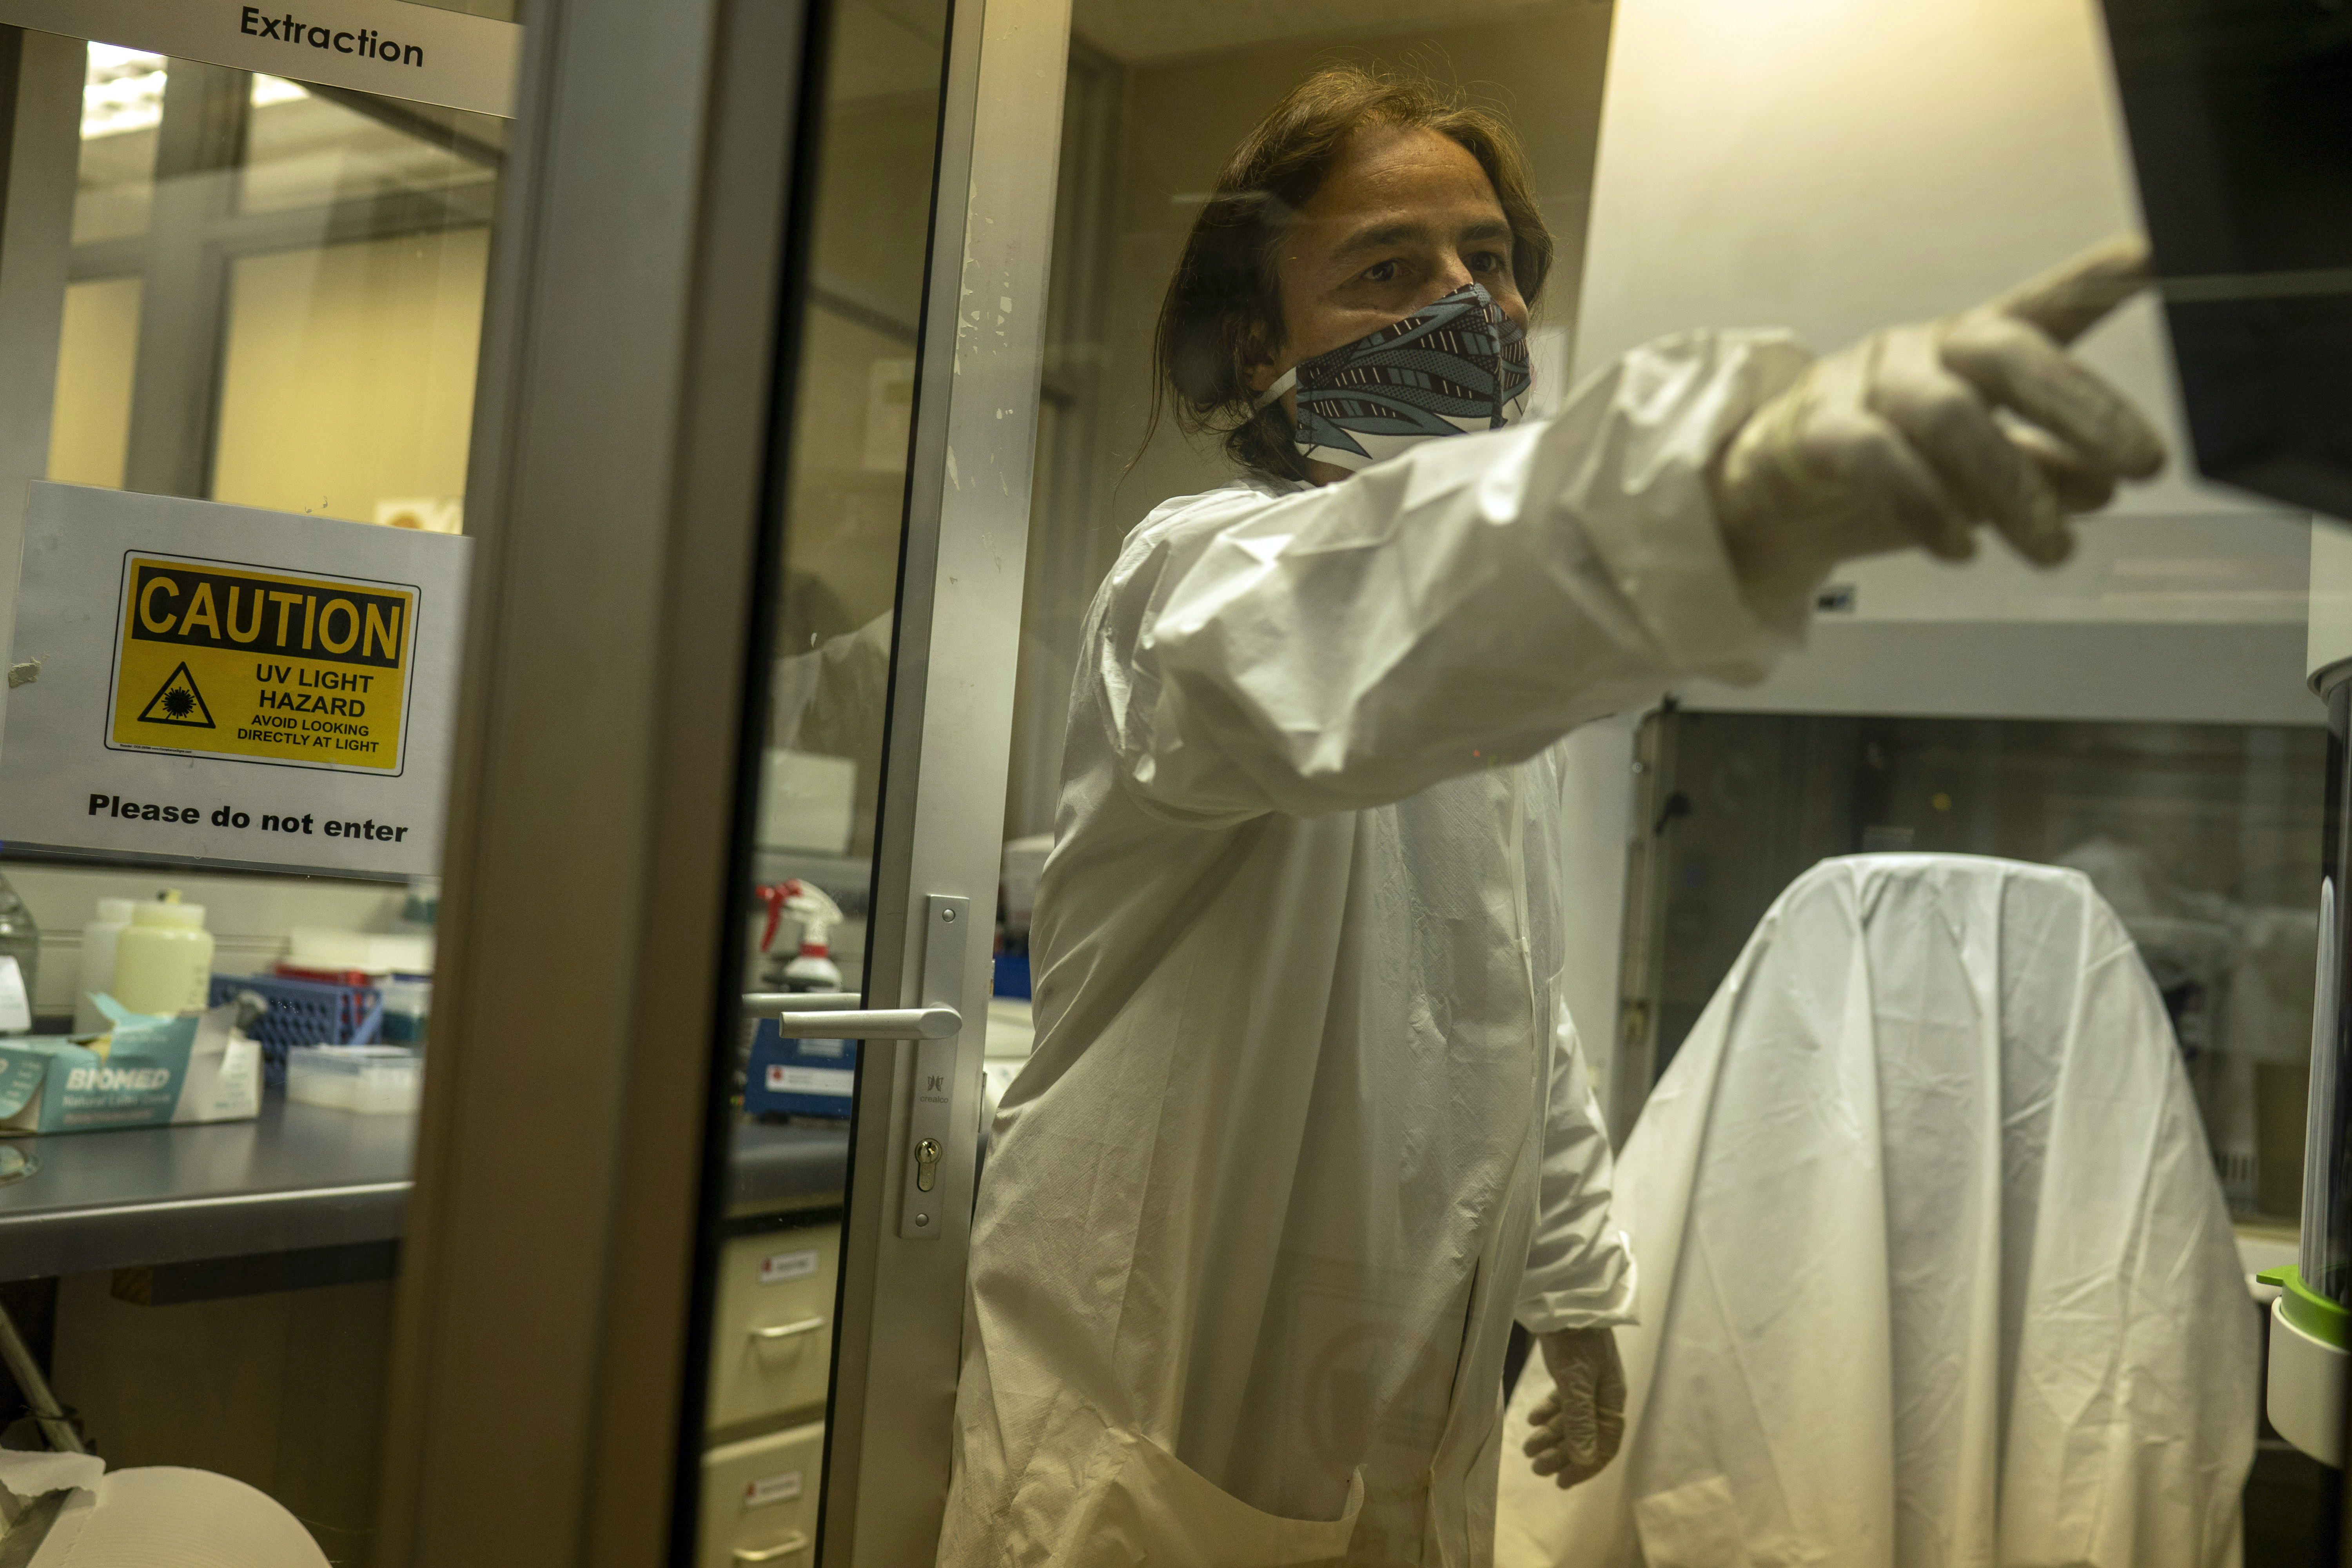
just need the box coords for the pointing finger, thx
[1941,315,2166,479]
[1985,234,2154,347]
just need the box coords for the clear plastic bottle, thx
[72,897,135,1034]
[0,872,36,1034]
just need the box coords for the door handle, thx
[733,1535,810,1563]
[748,1316,825,1342]
[742,993,960,1040]
[747,900,973,1242]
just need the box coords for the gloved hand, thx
[1521,1325,1627,1490]
[1710,235,2167,600]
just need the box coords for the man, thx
[939,65,2160,1567]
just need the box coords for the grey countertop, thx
[0,1095,415,1283]
[0,1096,850,1283]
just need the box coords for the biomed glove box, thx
[0,1000,261,1133]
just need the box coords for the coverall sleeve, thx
[1516,1001,1637,1333]
[1091,329,1816,821]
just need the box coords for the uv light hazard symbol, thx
[105,552,419,775]
[133,662,214,728]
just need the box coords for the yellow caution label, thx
[106,554,416,773]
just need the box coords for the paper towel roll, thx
[31,1466,329,1567]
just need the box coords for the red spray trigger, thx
[757,883,790,953]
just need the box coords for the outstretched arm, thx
[1095,329,1814,821]
[1094,240,2160,824]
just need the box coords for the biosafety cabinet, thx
[0,0,2339,1564]
[1583,0,2352,1555]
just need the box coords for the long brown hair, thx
[1147,65,1554,482]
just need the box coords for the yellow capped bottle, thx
[110,892,214,1016]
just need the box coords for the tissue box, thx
[744,1020,857,1118]
[0,1001,260,1133]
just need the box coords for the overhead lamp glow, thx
[251,75,309,108]
[80,44,165,141]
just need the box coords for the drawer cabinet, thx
[701,1421,822,1568]
[707,1221,839,1432]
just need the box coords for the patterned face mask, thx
[1254,281,1532,473]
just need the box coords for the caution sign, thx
[106,554,416,774]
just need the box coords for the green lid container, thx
[2259,1264,2348,1350]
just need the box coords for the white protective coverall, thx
[1494,854,2259,1568]
[937,329,1815,1568]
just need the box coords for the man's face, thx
[1248,122,1530,479]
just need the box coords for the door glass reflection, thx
[688,2,950,1563]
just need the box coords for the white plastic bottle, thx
[0,873,36,1036]
[781,940,843,993]
[110,893,215,1017]
[72,897,136,1034]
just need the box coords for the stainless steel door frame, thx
[372,0,814,1562]
[823,0,1071,1559]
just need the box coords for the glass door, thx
[0,0,1068,1559]
[357,0,1069,1563]
[683,0,1072,1559]
[0,8,515,1565]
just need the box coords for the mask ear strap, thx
[1252,366,1298,412]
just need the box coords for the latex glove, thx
[1710,235,2167,599]
[1521,1325,1627,1490]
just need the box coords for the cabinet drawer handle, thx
[734,1534,810,1563]
[750,1317,826,1342]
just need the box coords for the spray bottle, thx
[758,880,845,993]
[749,881,855,1117]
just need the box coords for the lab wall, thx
[47,276,138,487]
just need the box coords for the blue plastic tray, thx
[208,973,384,1088]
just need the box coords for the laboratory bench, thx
[0,1087,850,1532]
[0,1093,851,1287]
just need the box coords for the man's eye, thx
[1470,250,1506,274]
[1363,260,1400,283]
